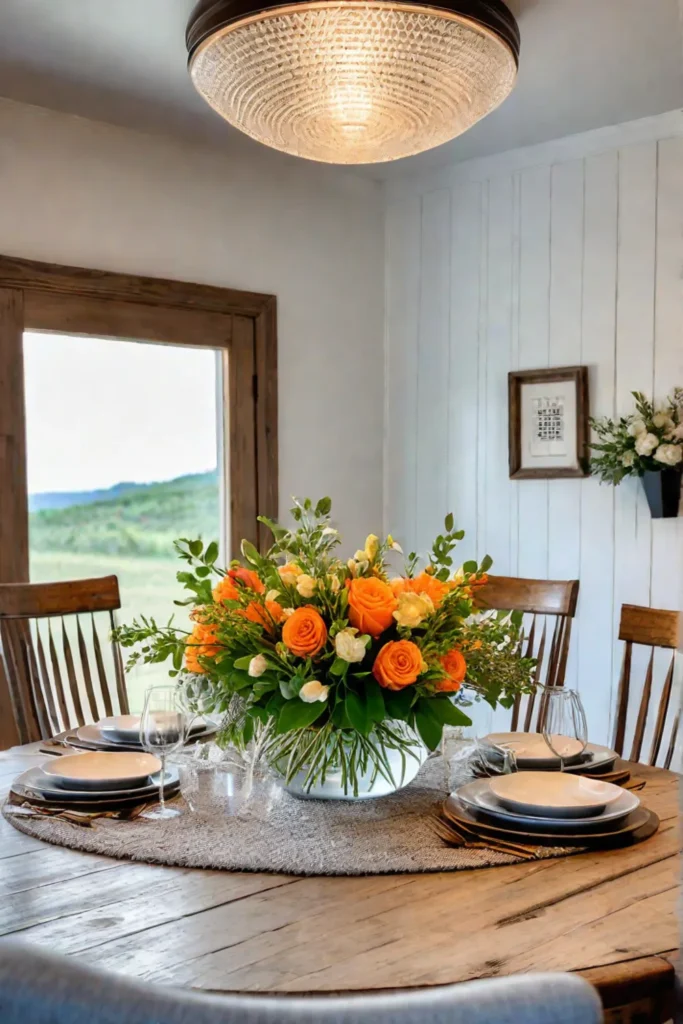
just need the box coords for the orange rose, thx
[213,568,264,605]
[391,571,450,609]
[282,605,327,657]
[242,598,284,632]
[184,622,221,674]
[436,648,467,692]
[346,577,397,637]
[373,640,423,691]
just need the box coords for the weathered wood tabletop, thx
[0,745,679,1019]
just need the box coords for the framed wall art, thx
[508,366,589,479]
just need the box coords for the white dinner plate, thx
[74,719,217,751]
[41,751,161,790]
[456,778,639,831]
[28,764,179,801]
[489,771,623,818]
[484,732,585,768]
[99,715,207,743]
[561,744,619,774]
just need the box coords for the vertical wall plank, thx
[577,150,618,744]
[384,198,422,551]
[649,136,683,766]
[448,182,482,564]
[548,159,585,690]
[613,141,658,744]
[484,176,515,576]
[416,190,451,554]
[517,165,551,579]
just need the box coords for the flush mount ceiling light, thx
[186,0,519,164]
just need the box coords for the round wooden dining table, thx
[0,744,679,1022]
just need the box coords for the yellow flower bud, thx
[364,534,380,561]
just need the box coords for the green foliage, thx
[29,471,219,558]
[589,389,683,484]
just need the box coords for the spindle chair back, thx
[0,576,129,744]
[474,575,580,732]
[612,603,681,768]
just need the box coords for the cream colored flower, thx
[635,432,659,456]
[282,607,296,619]
[296,574,317,598]
[670,424,683,441]
[354,549,367,562]
[653,443,683,466]
[328,574,341,593]
[621,451,636,468]
[299,680,330,703]
[334,627,366,663]
[628,419,647,437]
[652,412,675,430]
[347,558,358,575]
[278,562,302,584]
[248,654,268,678]
[364,534,380,562]
[266,589,280,603]
[393,591,435,629]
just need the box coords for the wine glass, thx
[139,685,187,820]
[541,687,588,771]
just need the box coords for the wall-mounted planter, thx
[641,468,682,519]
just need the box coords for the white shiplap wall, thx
[384,115,683,748]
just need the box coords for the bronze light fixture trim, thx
[186,0,520,164]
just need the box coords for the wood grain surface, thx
[0,745,678,1016]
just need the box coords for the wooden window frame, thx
[0,253,278,586]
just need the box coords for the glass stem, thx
[159,752,166,812]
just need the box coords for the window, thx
[0,255,277,747]
[24,333,221,710]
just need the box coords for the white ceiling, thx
[0,0,681,181]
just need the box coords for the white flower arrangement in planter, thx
[589,390,683,517]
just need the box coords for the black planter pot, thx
[641,468,682,519]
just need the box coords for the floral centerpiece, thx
[115,498,534,798]
[589,389,683,518]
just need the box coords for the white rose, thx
[299,680,330,703]
[653,443,683,466]
[635,432,659,456]
[652,412,675,430]
[621,451,636,468]
[335,627,366,663]
[670,424,683,441]
[248,654,268,678]
[296,574,317,598]
[393,592,435,629]
[278,562,302,584]
[628,419,647,437]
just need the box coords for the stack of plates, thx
[60,714,217,753]
[11,751,180,812]
[447,771,652,847]
[482,732,620,774]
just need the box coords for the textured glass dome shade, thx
[188,1,519,164]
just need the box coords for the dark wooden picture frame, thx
[508,365,589,480]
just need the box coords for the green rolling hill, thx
[29,470,220,558]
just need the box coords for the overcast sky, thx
[24,332,219,494]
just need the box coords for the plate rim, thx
[456,777,639,829]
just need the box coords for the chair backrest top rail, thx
[0,576,121,619]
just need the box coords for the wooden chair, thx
[612,603,681,768]
[0,576,129,745]
[474,575,580,732]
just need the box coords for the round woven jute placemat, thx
[2,758,577,876]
